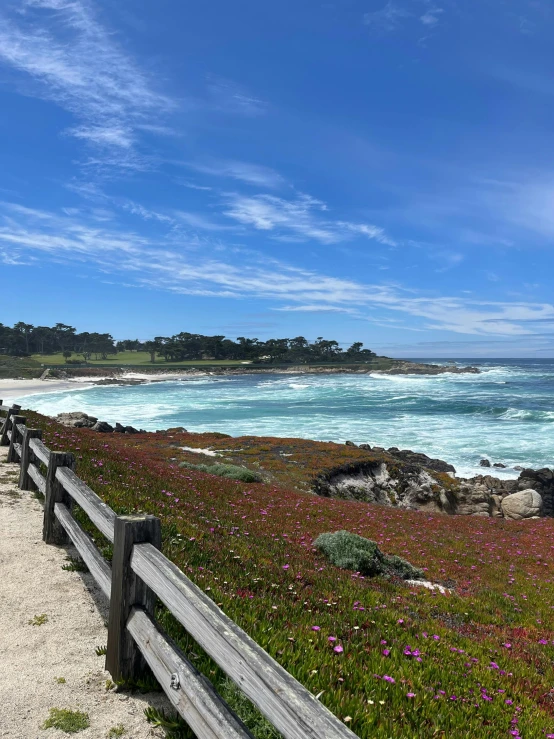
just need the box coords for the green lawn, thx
[31,351,396,370]
[31,351,254,366]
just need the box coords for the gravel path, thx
[0,447,170,739]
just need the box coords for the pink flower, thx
[311,626,321,631]
[382,649,390,656]
[503,643,512,649]
[406,692,416,698]
[383,675,395,683]
[333,645,344,654]
[328,636,337,642]
[282,564,289,570]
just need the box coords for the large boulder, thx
[501,489,542,520]
[56,412,97,428]
[92,421,114,433]
[517,468,554,517]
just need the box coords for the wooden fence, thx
[0,403,356,739]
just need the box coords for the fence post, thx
[43,451,76,545]
[19,428,43,490]
[7,415,26,463]
[0,404,21,446]
[106,515,162,683]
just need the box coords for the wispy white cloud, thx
[205,75,267,116]
[363,2,411,32]
[0,201,553,337]
[420,6,444,26]
[223,192,397,245]
[0,0,174,168]
[183,160,285,188]
[173,211,237,232]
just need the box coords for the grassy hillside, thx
[21,411,554,738]
[31,351,397,371]
[32,351,251,366]
[0,354,43,379]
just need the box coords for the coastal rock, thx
[124,425,139,434]
[92,421,114,433]
[56,412,97,428]
[114,422,125,433]
[516,468,554,517]
[501,489,543,520]
[493,462,507,469]
[345,440,357,447]
[479,459,491,467]
[385,448,455,474]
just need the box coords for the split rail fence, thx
[0,403,356,739]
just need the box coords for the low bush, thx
[179,461,262,483]
[314,530,424,580]
[42,708,90,733]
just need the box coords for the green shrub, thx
[179,461,262,483]
[314,530,424,580]
[42,708,90,733]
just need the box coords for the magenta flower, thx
[282,564,289,570]
[383,675,395,683]
[311,625,321,631]
[382,649,390,656]
[328,636,337,642]
[333,645,344,654]
[406,692,415,698]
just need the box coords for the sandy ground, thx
[0,446,170,738]
[0,378,94,404]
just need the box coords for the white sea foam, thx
[16,361,554,475]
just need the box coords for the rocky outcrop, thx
[515,468,554,516]
[92,421,114,433]
[313,449,552,519]
[501,490,543,520]
[383,447,456,474]
[56,412,97,428]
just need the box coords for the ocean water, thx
[14,359,554,479]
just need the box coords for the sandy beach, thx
[0,378,93,403]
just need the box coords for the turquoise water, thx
[15,359,554,479]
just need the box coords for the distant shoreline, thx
[0,360,481,402]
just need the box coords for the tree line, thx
[0,322,378,364]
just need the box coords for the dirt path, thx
[0,447,169,738]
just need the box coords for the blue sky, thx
[1,0,553,357]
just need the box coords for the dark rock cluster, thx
[55,412,145,435]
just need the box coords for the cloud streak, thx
[1,201,553,337]
[223,192,397,245]
[0,0,174,168]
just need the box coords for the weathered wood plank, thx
[13,442,22,459]
[106,516,161,682]
[55,467,116,542]
[19,429,43,490]
[131,544,357,739]
[28,463,46,495]
[29,437,51,467]
[7,416,26,462]
[0,404,21,445]
[54,502,112,599]
[127,608,254,739]
[43,452,76,545]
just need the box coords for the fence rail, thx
[0,405,356,739]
